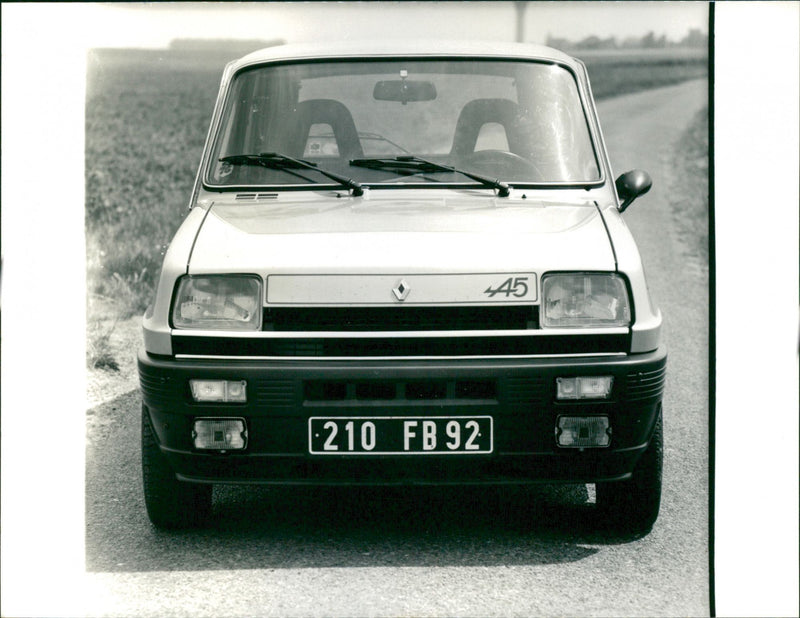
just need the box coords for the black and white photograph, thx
[1,2,797,617]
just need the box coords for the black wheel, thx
[141,404,212,529]
[596,410,663,535]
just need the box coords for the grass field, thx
[85,46,707,368]
[578,47,707,99]
[85,50,224,318]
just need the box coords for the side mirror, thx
[615,169,652,212]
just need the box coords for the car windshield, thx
[206,58,601,188]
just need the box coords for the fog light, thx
[556,416,611,448]
[190,379,247,402]
[193,418,247,450]
[556,376,613,400]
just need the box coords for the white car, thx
[139,41,665,533]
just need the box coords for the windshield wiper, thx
[220,152,364,196]
[350,155,510,197]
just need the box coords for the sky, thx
[71,1,708,49]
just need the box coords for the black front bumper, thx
[138,347,666,486]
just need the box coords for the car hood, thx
[188,191,616,275]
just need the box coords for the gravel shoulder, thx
[86,310,142,409]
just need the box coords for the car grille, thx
[263,306,537,331]
[172,305,630,359]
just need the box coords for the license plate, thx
[308,416,493,455]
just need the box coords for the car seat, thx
[290,99,364,160]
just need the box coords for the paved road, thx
[85,79,710,617]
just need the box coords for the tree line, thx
[547,28,708,51]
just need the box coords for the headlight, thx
[541,273,630,328]
[172,275,262,330]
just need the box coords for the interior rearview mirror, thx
[373,80,437,104]
[615,169,653,212]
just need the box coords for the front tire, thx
[142,404,212,529]
[596,410,663,535]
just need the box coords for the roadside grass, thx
[87,313,120,372]
[84,47,708,369]
[85,50,222,321]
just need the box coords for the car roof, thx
[227,40,581,74]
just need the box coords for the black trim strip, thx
[172,333,630,358]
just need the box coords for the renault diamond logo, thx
[392,278,411,301]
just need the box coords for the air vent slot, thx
[235,193,279,201]
[406,382,447,400]
[356,383,397,400]
[303,379,497,404]
[624,366,667,401]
